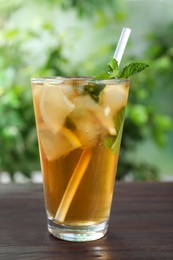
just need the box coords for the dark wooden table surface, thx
[0,182,173,260]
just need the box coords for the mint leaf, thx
[84,83,106,102]
[119,62,149,78]
[111,107,125,154]
[102,107,125,154]
[108,58,120,78]
[102,135,115,150]
[111,114,124,154]
[108,58,119,72]
[94,73,110,79]
[65,116,76,130]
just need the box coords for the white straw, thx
[113,27,131,65]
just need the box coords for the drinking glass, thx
[31,77,130,242]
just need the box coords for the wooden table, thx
[0,182,173,260]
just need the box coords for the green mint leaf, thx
[65,116,76,130]
[108,58,119,72]
[102,135,115,149]
[94,73,110,79]
[119,62,149,78]
[108,58,120,78]
[111,107,125,154]
[102,107,125,154]
[109,70,119,78]
[111,114,124,154]
[84,83,106,102]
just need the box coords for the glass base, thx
[47,217,109,242]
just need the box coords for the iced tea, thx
[32,77,129,241]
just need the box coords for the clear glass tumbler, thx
[31,77,130,242]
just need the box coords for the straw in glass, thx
[54,27,131,222]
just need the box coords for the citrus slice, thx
[39,125,81,161]
[40,83,75,134]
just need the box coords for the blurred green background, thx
[0,0,173,182]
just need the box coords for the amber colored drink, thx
[32,77,130,241]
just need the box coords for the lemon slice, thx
[61,127,81,148]
[39,125,81,161]
[40,83,75,134]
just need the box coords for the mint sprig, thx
[94,59,119,79]
[95,58,149,79]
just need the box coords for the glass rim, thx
[31,76,130,84]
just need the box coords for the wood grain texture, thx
[0,182,173,260]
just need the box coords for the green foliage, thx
[40,0,126,18]
[0,1,172,181]
[0,85,38,180]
